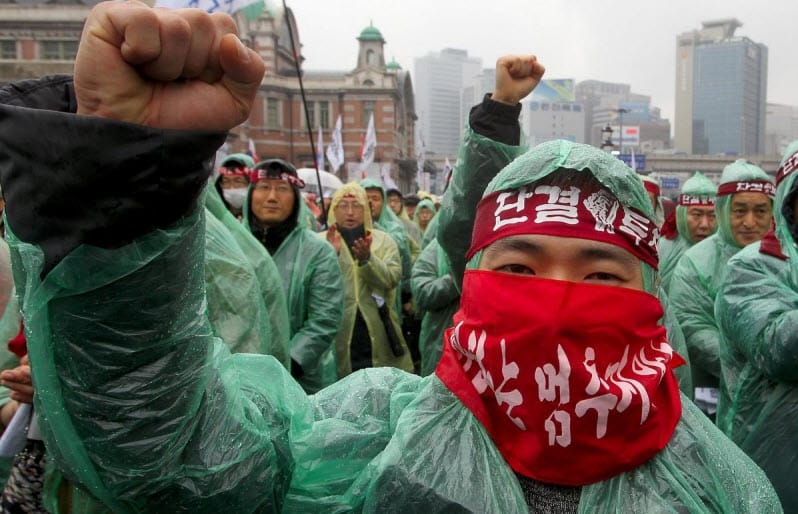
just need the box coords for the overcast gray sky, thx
[284,0,798,128]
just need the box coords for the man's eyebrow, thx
[731,201,771,209]
[577,244,638,266]
[484,236,543,256]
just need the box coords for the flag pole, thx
[282,0,327,225]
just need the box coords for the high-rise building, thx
[414,48,482,157]
[674,19,768,155]
[461,67,495,133]
[765,103,798,158]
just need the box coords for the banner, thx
[360,114,376,167]
[154,0,266,17]
[326,115,344,172]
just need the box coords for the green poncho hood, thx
[413,198,437,223]
[774,140,798,253]
[716,159,773,248]
[476,139,658,293]
[220,153,255,169]
[676,171,718,243]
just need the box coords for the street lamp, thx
[614,107,629,154]
[601,124,614,152]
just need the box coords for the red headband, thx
[252,169,306,188]
[776,153,798,187]
[469,186,659,269]
[643,181,660,196]
[219,166,253,177]
[716,181,775,198]
[678,194,714,206]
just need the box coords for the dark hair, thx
[403,194,420,206]
[254,158,297,178]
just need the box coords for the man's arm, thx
[437,55,544,284]
[0,4,299,511]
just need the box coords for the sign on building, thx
[610,126,640,147]
[617,154,646,171]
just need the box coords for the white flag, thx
[360,113,377,167]
[326,115,344,172]
[154,0,262,16]
[248,138,259,163]
[316,125,325,171]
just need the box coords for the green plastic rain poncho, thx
[420,212,440,250]
[327,183,413,377]
[214,152,254,219]
[410,239,459,376]
[714,141,798,511]
[284,106,779,512]
[359,179,413,313]
[205,187,290,366]
[670,160,773,405]
[1,77,778,514]
[657,171,717,295]
[0,76,311,513]
[413,198,438,238]
[0,236,21,483]
[394,202,423,263]
[241,180,343,393]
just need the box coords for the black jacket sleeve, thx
[0,75,226,275]
[468,93,522,146]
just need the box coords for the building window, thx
[265,98,280,128]
[0,40,16,59]
[302,100,331,129]
[366,49,376,66]
[40,40,78,60]
[319,101,330,129]
[304,101,315,128]
[363,101,374,127]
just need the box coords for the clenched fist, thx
[491,54,545,106]
[74,0,265,131]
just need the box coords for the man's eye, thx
[585,272,622,283]
[496,264,535,275]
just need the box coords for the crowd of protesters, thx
[0,2,794,512]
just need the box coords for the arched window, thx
[366,49,376,66]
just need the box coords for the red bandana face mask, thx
[436,270,683,486]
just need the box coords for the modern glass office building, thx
[675,19,768,155]
[692,39,768,155]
